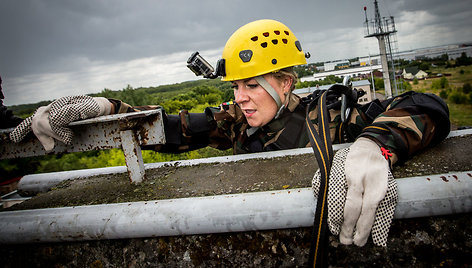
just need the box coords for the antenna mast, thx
[364,0,400,98]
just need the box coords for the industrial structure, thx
[363,0,402,98]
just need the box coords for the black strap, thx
[306,90,334,268]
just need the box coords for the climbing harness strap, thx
[306,90,334,268]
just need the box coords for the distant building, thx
[358,56,380,66]
[402,67,428,80]
[324,60,350,71]
[300,65,382,82]
[396,44,472,61]
[293,80,373,105]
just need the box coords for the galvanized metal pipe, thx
[0,171,471,244]
[16,143,351,195]
[17,129,472,195]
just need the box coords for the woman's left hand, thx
[312,137,398,247]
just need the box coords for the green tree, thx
[439,89,448,99]
[431,77,449,90]
[440,77,449,89]
[456,52,472,66]
[462,83,472,94]
[419,61,431,71]
[449,91,467,104]
[374,78,385,91]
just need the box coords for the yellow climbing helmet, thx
[221,19,308,81]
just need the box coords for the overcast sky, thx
[1,0,471,106]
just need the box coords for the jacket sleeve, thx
[358,91,450,164]
[107,98,240,153]
[155,104,243,153]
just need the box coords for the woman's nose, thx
[234,86,249,103]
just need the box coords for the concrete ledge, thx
[0,130,471,267]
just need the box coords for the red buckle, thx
[381,147,392,160]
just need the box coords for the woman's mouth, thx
[244,109,256,117]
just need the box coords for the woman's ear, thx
[283,76,294,94]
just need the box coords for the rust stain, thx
[127,170,132,183]
[467,173,472,178]
[440,176,448,182]
[426,177,431,181]
[452,175,458,180]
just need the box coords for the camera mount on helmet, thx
[187,52,225,79]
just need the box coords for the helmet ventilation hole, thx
[261,42,268,48]
[263,32,270,37]
[274,30,280,35]
[272,39,278,45]
[284,31,290,35]
[282,39,288,44]
[251,36,258,42]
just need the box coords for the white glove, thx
[312,137,397,247]
[9,96,113,151]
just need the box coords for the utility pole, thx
[364,0,398,98]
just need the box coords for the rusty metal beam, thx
[0,109,166,183]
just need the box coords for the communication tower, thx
[364,0,401,98]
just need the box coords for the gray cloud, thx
[1,0,471,105]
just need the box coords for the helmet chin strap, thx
[254,76,285,119]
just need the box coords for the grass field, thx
[408,65,472,128]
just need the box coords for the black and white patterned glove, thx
[9,96,112,151]
[312,137,397,247]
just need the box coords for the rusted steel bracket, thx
[0,109,166,183]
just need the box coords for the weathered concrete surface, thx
[1,134,471,267]
[1,214,470,267]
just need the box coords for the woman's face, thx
[232,74,291,127]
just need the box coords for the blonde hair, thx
[271,67,298,91]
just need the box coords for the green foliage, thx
[8,100,51,119]
[455,52,472,67]
[418,62,431,71]
[293,64,318,78]
[159,84,230,114]
[402,79,413,92]
[6,148,231,176]
[295,75,345,89]
[446,102,472,127]
[440,77,449,88]
[374,77,385,91]
[449,91,468,104]
[462,83,472,94]
[431,77,449,90]
[439,89,448,99]
[161,99,198,114]
[413,78,419,85]
[0,157,41,179]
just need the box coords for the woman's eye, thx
[246,84,258,89]
[231,85,238,90]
